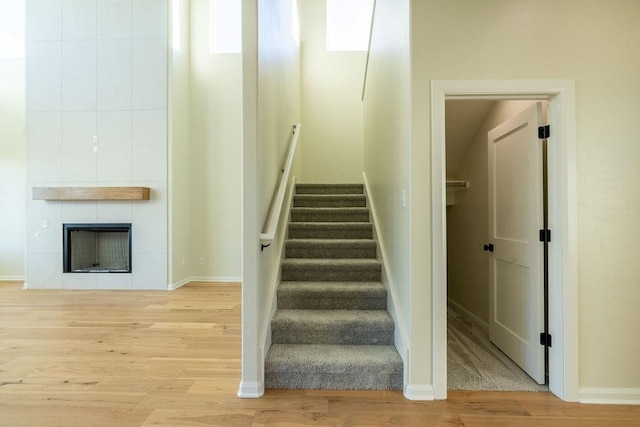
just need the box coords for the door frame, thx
[430,80,578,401]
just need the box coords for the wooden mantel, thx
[33,187,151,201]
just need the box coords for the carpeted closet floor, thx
[447,307,549,392]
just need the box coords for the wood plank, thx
[32,186,151,201]
[0,282,638,427]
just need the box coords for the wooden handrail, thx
[259,124,301,250]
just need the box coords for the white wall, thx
[25,0,169,289]
[0,57,26,281]
[362,0,414,388]
[188,0,242,282]
[297,0,365,183]
[446,100,537,325]
[169,0,191,286]
[412,0,640,393]
[241,0,301,396]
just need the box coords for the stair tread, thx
[282,258,380,265]
[289,222,371,227]
[265,344,403,373]
[272,309,394,330]
[286,239,377,247]
[291,207,369,211]
[295,194,365,199]
[278,281,385,291]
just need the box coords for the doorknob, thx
[483,244,494,252]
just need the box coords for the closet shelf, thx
[446,180,470,192]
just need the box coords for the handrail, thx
[259,123,301,250]
[361,0,377,101]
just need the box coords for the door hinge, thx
[539,229,551,243]
[540,332,552,347]
[538,125,550,139]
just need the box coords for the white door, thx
[488,102,545,384]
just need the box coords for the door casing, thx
[430,80,578,401]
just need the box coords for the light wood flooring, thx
[0,281,638,426]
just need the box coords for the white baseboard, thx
[578,387,640,405]
[189,276,242,283]
[167,277,191,290]
[447,297,489,334]
[404,384,435,401]
[169,277,242,290]
[0,276,25,282]
[237,381,264,398]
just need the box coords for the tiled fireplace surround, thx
[26,0,169,289]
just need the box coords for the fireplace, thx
[63,224,132,273]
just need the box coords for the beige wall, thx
[0,58,26,280]
[412,0,640,390]
[446,100,537,325]
[256,0,301,326]
[189,0,242,281]
[298,0,365,183]
[362,0,413,382]
[169,0,191,285]
[241,0,301,394]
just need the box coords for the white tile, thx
[97,0,132,39]
[63,273,98,289]
[62,0,97,40]
[131,39,167,109]
[132,0,167,39]
[27,0,63,41]
[62,201,98,223]
[97,111,132,181]
[97,40,131,110]
[131,184,167,254]
[28,197,63,254]
[27,112,63,182]
[131,110,167,181]
[97,200,132,223]
[131,253,167,289]
[27,252,63,289]
[62,41,97,111]
[97,273,132,289]
[62,112,97,182]
[27,41,62,111]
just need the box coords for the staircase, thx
[265,183,403,390]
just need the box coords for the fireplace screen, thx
[63,224,131,273]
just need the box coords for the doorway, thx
[430,80,579,401]
[444,99,548,391]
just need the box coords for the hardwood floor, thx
[0,281,638,426]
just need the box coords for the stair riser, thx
[285,247,376,259]
[271,329,394,345]
[294,197,366,208]
[288,227,373,240]
[281,268,381,282]
[277,296,386,310]
[290,212,370,222]
[265,372,402,390]
[296,185,364,195]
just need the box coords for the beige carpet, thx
[447,307,549,392]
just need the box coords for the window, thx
[0,1,25,58]
[326,0,373,52]
[292,0,300,46]
[210,0,242,54]
[172,0,181,51]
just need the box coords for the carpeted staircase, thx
[265,183,403,390]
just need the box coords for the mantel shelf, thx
[33,187,151,201]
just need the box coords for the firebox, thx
[63,224,132,273]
